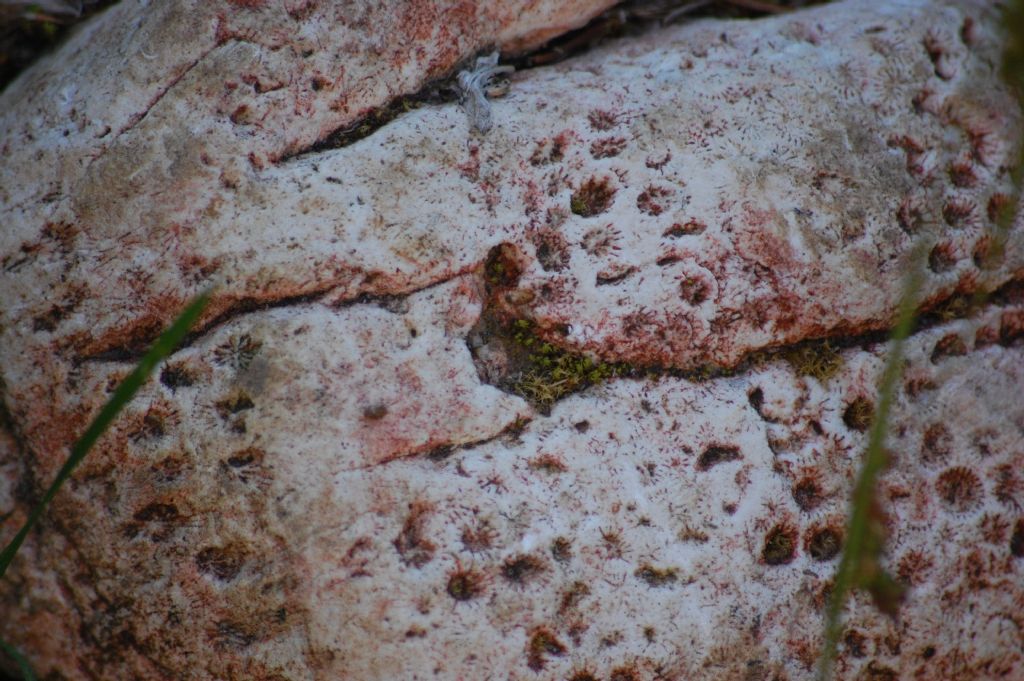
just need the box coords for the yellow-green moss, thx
[782,340,843,383]
[506,319,626,409]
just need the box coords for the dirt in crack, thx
[468,244,627,414]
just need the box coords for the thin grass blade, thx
[0,637,36,681]
[0,292,210,579]
[816,256,923,681]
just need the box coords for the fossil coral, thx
[0,0,1022,679]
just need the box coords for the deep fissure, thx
[277,0,828,162]
[469,242,1024,412]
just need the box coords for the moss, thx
[781,340,843,383]
[504,318,626,410]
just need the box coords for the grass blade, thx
[816,258,923,681]
[0,638,36,681]
[819,5,1024,677]
[0,291,210,579]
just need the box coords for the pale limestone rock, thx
[1,0,1023,679]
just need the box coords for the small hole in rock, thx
[806,526,842,561]
[1011,520,1024,558]
[921,423,953,465]
[527,628,566,671]
[483,243,523,288]
[610,666,641,681]
[793,477,823,511]
[843,396,874,432]
[196,544,247,581]
[928,242,958,273]
[1000,310,1024,346]
[930,333,967,363]
[762,524,797,565]
[636,184,674,216]
[570,176,616,217]
[947,162,976,188]
[663,219,705,237]
[550,537,573,562]
[447,568,485,602]
[942,200,972,227]
[160,364,196,390]
[936,466,983,513]
[362,403,388,420]
[696,444,741,471]
[679,277,709,305]
[502,554,547,583]
[748,387,765,416]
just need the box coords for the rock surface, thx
[1,0,1023,679]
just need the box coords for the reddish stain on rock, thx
[394,501,436,568]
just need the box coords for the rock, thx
[1,0,1022,679]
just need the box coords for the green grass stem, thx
[0,292,210,679]
[0,640,34,681]
[816,256,923,681]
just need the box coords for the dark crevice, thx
[64,0,844,363]
[277,0,829,162]
[469,271,1024,411]
[0,1,120,94]
[344,415,532,473]
[78,265,481,365]
[507,0,826,71]
[280,76,459,161]
[78,286,333,365]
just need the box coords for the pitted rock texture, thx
[1,0,1023,679]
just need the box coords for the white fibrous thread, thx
[457,52,514,134]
